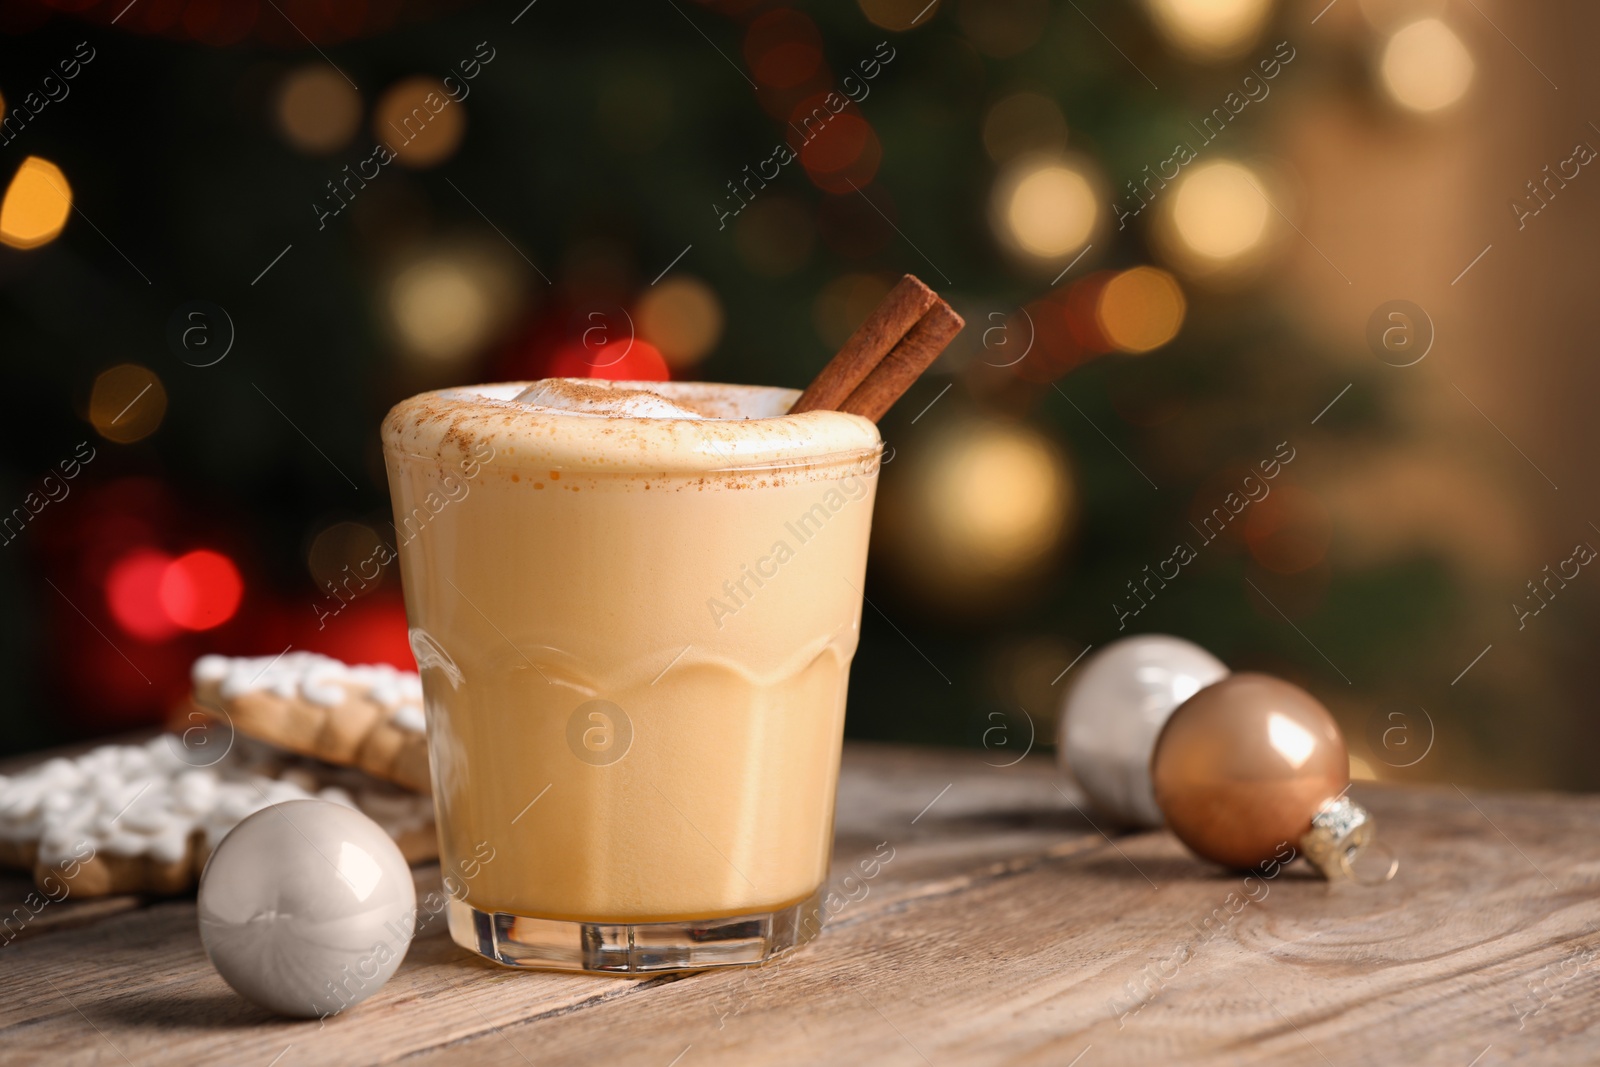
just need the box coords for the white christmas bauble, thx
[1059,635,1228,827]
[199,799,416,1018]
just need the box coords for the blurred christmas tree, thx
[0,0,1484,779]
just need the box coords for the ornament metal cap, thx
[1298,795,1398,883]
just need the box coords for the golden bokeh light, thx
[89,364,167,445]
[0,156,72,250]
[374,77,465,168]
[275,64,362,155]
[1097,266,1187,353]
[874,413,1075,611]
[982,91,1067,163]
[1143,0,1273,60]
[993,158,1098,261]
[1380,18,1474,114]
[920,420,1071,580]
[636,276,724,368]
[858,0,940,31]
[386,244,519,366]
[1168,160,1271,263]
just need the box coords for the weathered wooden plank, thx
[2,744,1597,1066]
[0,744,1098,1066]
[392,784,1600,1067]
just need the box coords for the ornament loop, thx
[1298,795,1394,883]
[1340,839,1400,885]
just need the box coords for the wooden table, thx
[2,742,1595,1065]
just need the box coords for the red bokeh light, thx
[1063,272,1116,354]
[1244,486,1333,575]
[106,549,179,642]
[160,549,244,631]
[1013,299,1086,384]
[105,547,243,640]
[744,9,824,89]
[788,95,883,194]
[549,339,670,382]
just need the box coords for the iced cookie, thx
[191,653,431,794]
[0,735,436,900]
[209,738,438,870]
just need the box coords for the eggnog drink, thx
[381,380,881,972]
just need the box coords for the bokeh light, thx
[1380,18,1474,114]
[878,416,1073,608]
[944,425,1069,557]
[275,64,362,155]
[385,244,520,368]
[992,158,1098,261]
[106,547,242,639]
[374,77,465,168]
[937,428,1066,566]
[957,0,1051,58]
[1096,266,1187,353]
[859,0,940,31]
[794,102,882,193]
[1244,484,1333,574]
[0,156,71,250]
[1142,0,1274,61]
[159,550,244,631]
[549,339,670,381]
[1168,160,1271,264]
[636,277,724,368]
[308,520,387,596]
[982,91,1068,163]
[89,364,167,445]
[743,9,825,89]
[106,549,177,642]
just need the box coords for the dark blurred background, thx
[2,0,1594,790]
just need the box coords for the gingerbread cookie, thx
[0,735,436,900]
[191,653,431,794]
[204,738,438,870]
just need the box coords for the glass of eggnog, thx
[381,378,881,973]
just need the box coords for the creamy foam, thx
[512,379,713,420]
[383,380,881,477]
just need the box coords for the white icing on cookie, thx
[0,735,434,868]
[192,652,425,733]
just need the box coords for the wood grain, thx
[1,743,1596,1066]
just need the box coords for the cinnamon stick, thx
[837,302,965,422]
[789,275,936,414]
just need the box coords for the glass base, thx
[447,889,825,974]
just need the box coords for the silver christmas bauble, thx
[199,799,417,1018]
[1058,635,1228,827]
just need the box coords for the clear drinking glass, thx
[381,381,881,973]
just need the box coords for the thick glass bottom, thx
[447,888,825,974]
